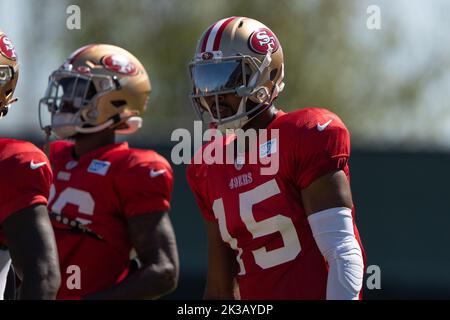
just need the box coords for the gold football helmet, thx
[0,29,19,117]
[39,44,151,138]
[189,17,285,131]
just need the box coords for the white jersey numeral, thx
[50,185,95,224]
[213,199,246,275]
[212,179,301,274]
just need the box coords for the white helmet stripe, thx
[205,18,229,52]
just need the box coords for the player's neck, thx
[235,107,278,154]
[73,129,116,158]
[242,106,278,131]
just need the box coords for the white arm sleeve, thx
[0,249,11,300]
[307,207,364,300]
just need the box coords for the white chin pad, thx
[116,116,143,135]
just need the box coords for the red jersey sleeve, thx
[294,108,351,189]
[186,160,215,222]
[48,140,73,161]
[114,152,173,218]
[0,143,52,224]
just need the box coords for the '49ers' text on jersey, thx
[48,141,173,299]
[187,108,366,300]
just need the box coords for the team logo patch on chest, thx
[87,159,111,176]
[259,138,277,159]
[229,172,253,190]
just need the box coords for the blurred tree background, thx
[5,0,448,149]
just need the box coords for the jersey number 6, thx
[49,184,95,225]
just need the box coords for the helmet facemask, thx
[0,64,18,117]
[189,50,281,132]
[0,31,19,118]
[39,67,121,138]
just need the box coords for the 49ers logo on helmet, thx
[201,52,214,60]
[101,54,137,75]
[249,28,279,54]
[0,34,17,60]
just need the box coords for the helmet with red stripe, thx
[189,17,285,132]
[0,29,19,118]
[39,44,151,138]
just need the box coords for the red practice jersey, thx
[187,108,366,299]
[0,138,52,245]
[48,141,173,299]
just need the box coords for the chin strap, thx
[115,116,142,135]
[216,96,273,133]
[43,125,52,158]
[75,112,142,135]
[75,118,116,134]
[49,109,143,141]
[0,98,18,118]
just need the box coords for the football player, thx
[39,44,179,299]
[187,17,366,299]
[0,29,60,299]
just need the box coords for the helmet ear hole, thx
[250,87,269,104]
[111,100,127,108]
[84,108,98,121]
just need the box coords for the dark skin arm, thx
[301,170,353,216]
[202,170,351,300]
[203,220,239,300]
[84,211,179,300]
[3,204,61,299]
